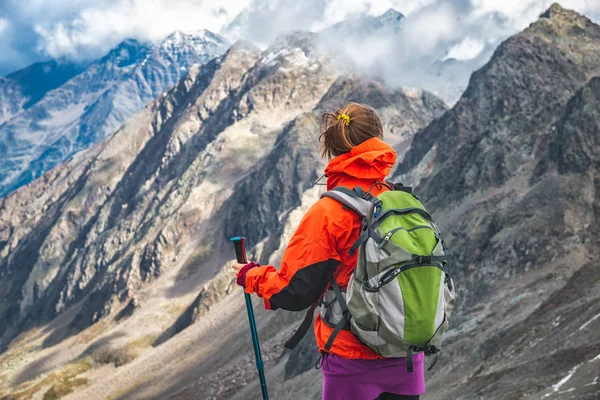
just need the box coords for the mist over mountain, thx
[224,6,484,104]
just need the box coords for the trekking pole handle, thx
[231,236,248,264]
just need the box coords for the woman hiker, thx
[232,103,424,400]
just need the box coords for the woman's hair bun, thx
[319,103,383,159]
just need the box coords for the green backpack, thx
[285,182,456,372]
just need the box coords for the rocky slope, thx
[0,30,228,198]
[0,29,446,399]
[389,4,600,399]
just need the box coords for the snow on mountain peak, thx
[258,32,322,73]
[160,29,228,55]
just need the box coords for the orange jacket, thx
[244,137,397,359]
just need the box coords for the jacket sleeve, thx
[244,200,341,311]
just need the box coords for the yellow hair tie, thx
[337,113,351,126]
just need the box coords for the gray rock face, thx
[391,4,600,399]
[0,30,228,198]
[0,59,85,125]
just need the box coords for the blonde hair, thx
[319,103,384,159]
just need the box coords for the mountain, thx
[325,8,404,36]
[6,59,87,109]
[390,3,600,399]
[0,60,85,124]
[0,30,228,198]
[0,31,446,399]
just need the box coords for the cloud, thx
[308,0,600,103]
[0,18,8,36]
[1,0,600,78]
[222,0,444,47]
[446,37,485,61]
[30,0,249,60]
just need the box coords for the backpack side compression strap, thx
[323,279,351,352]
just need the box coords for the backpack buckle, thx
[415,255,432,264]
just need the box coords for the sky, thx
[0,0,599,76]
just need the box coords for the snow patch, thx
[558,388,574,394]
[403,87,423,99]
[262,47,318,72]
[584,376,598,387]
[160,30,225,57]
[552,365,579,392]
[578,312,600,331]
[588,353,600,363]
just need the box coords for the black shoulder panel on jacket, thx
[269,258,340,311]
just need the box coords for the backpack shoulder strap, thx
[321,186,373,218]
[284,301,319,350]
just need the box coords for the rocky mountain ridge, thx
[390,4,600,399]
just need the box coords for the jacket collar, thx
[324,137,397,191]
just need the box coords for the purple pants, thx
[321,353,425,400]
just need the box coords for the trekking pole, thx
[230,237,269,400]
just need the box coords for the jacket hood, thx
[324,137,397,190]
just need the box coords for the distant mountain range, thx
[0,30,228,198]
